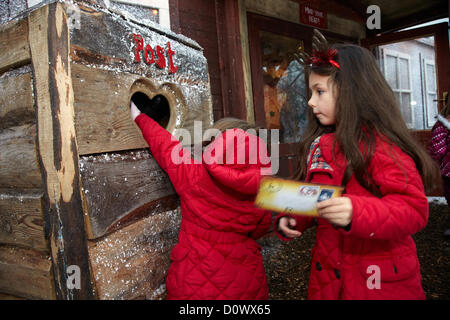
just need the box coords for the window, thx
[375,36,438,130]
[423,58,438,128]
[382,49,414,128]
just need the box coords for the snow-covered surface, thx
[428,197,448,205]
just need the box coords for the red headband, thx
[309,48,340,69]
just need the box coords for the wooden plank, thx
[0,19,31,74]
[0,69,35,130]
[0,292,26,300]
[71,62,212,155]
[28,3,94,299]
[0,191,47,251]
[70,63,146,155]
[0,245,55,300]
[0,124,43,190]
[88,207,181,300]
[215,0,247,120]
[79,150,178,239]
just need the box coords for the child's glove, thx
[130,101,141,121]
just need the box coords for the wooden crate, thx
[0,0,212,299]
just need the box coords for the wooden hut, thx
[0,0,212,299]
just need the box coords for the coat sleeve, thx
[134,113,197,193]
[341,148,428,241]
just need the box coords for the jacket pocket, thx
[359,253,419,283]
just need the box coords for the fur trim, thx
[437,114,450,130]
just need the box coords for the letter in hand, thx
[130,101,142,121]
[278,217,302,238]
[316,197,353,228]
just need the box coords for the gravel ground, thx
[259,200,450,300]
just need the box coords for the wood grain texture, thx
[0,124,43,190]
[79,150,178,239]
[0,191,47,251]
[0,70,35,130]
[0,19,30,74]
[71,63,147,155]
[28,2,94,299]
[88,207,181,300]
[0,245,55,299]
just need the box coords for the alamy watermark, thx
[169,121,279,176]
[67,265,81,290]
[366,5,381,30]
[366,265,381,290]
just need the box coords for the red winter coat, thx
[275,133,428,300]
[135,114,272,300]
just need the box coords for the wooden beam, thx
[79,150,179,239]
[88,207,181,300]
[28,3,94,299]
[0,245,55,299]
[0,19,31,74]
[70,63,146,155]
[0,124,43,190]
[0,70,35,131]
[0,191,47,252]
[215,0,247,120]
[366,3,448,37]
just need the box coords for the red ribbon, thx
[309,48,340,69]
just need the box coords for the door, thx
[247,13,356,178]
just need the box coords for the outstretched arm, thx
[131,102,196,192]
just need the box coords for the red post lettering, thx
[155,45,166,69]
[167,42,178,74]
[144,44,155,64]
[132,33,144,63]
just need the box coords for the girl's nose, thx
[308,96,316,109]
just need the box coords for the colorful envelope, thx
[255,176,344,216]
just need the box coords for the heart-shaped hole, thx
[131,92,170,128]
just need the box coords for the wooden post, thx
[215,0,247,120]
[28,3,94,299]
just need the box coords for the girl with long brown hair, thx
[274,34,440,299]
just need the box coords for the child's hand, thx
[317,197,352,228]
[130,101,141,121]
[278,216,302,238]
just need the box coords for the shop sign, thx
[300,4,327,29]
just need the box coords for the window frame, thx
[422,57,438,128]
[382,48,414,128]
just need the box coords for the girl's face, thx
[308,72,337,126]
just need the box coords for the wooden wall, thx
[0,17,56,299]
[0,1,211,299]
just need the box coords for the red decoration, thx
[167,42,178,74]
[309,48,340,69]
[155,45,166,69]
[144,44,155,64]
[132,33,144,63]
[131,34,178,74]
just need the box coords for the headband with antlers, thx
[294,29,340,69]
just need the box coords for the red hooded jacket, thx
[274,133,428,300]
[135,114,272,300]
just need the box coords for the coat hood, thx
[203,128,272,195]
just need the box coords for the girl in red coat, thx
[275,32,440,300]
[130,103,272,300]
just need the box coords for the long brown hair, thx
[294,43,439,193]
